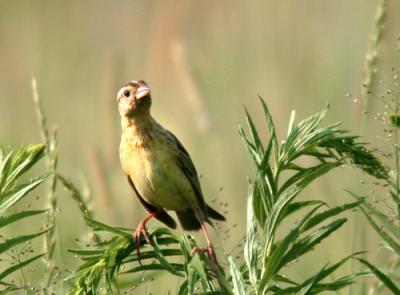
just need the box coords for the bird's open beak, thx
[136,84,150,99]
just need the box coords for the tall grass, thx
[348,39,400,294]
[32,78,61,291]
[1,90,396,293]
[56,97,387,294]
[0,3,398,293]
[0,144,50,293]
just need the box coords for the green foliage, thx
[65,98,388,294]
[1,99,393,294]
[0,144,49,293]
[66,217,231,294]
[346,5,400,287]
[32,78,61,286]
[349,189,400,293]
[357,258,400,294]
[238,98,383,294]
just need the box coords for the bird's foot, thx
[190,246,207,255]
[133,212,157,264]
[190,244,218,270]
[134,219,152,244]
[206,243,218,266]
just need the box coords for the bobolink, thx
[117,80,225,263]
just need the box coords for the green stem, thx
[349,1,387,294]
[395,46,400,220]
[13,246,28,295]
[31,79,63,293]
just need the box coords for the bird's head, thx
[117,80,151,117]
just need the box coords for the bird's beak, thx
[136,84,150,99]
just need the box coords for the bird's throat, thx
[121,113,154,146]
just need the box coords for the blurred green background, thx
[1,0,399,293]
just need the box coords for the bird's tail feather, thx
[206,205,225,221]
[176,211,201,231]
[176,205,225,231]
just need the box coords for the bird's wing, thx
[166,131,207,214]
[127,175,177,229]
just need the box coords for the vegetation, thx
[1,1,400,294]
[2,96,398,294]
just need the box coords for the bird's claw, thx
[190,246,206,255]
[191,245,218,266]
[134,220,152,265]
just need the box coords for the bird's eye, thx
[123,90,131,97]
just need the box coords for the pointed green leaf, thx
[2,144,46,193]
[0,253,45,280]
[303,200,362,231]
[228,256,247,295]
[0,174,48,214]
[283,200,327,220]
[83,216,129,236]
[0,227,52,254]
[279,218,347,267]
[279,162,341,195]
[0,210,46,228]
[244,189,258,290]
[358,197,400,238]
[244,107,264,156]
[0,151,13,193]
[359,207,400,255]
[358,258,400,294]
[151,235,184,277]
[259,96,278,164]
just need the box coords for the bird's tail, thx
[206,205,225,221]
[176,211,201,231]
[176,205,225,231]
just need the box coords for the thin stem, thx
[349,1,387,294]
[395,45,400,219]
[361,0,387,105]
[31,79,63,293]
[13,246,28,295]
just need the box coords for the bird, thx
[117,80,225,264]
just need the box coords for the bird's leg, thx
[190,247,207,255]
[134,212,157,263]
[199,221,218,267]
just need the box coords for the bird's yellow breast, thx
[120,128,194,211]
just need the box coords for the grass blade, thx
[244,188,258,290]
[0,227,52,254]
[358,258,400,294]
[0,253,45,280]
[0,174,49,214]
[359,207,400,256]
[0,210,47,228]
[228,256,246,295]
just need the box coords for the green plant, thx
[236,98,387,294]
[0,144,50,293]
[348,65,400,294]
[345,0,400,288]
[1,93,390,294]
[66,218,231,294]
[66,98,388,294]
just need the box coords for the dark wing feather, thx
[166,131,207,214]
[175,211,201,231]
[166,130,226,223]
[127,175,177,229]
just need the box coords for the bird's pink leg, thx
[134,212,157,263]
[199,221,218,266]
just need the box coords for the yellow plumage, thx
[117,80,224,264]
[119,118,198,212]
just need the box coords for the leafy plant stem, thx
[395,47,400,219]
[13,245,28,295]
[31,79,63,292]
[349,2,388,293]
